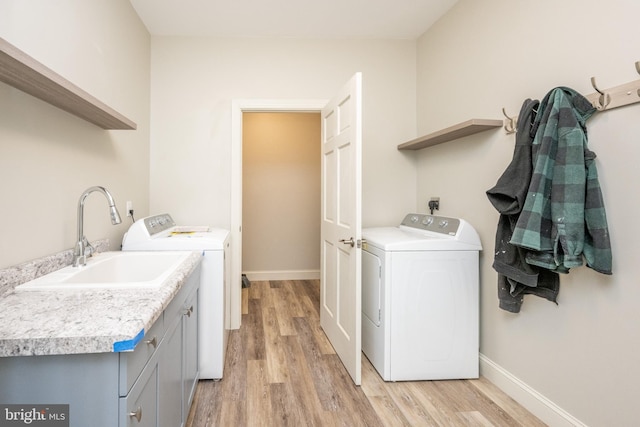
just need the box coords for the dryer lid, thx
[122,214,229,251]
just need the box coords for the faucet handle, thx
[83,237,95,258]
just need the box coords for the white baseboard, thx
[243,270,320,281]
[479,354,586,427]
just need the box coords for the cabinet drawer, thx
[119,314,164,396]
[119,354,159,427]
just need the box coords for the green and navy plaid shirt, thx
[510,87,612,275]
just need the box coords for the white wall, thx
[149,37,418,230]
[0,0,150,269]
[416,1,640,425]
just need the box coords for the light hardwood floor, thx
[186,280,546,426]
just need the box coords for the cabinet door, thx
[120,361,158,427]
[159,315,183,427]
[183,288,199,411]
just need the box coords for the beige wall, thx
[149,37,418,230]
[242,112,320,279]
[416,1,640,425]
[0,0,151,269]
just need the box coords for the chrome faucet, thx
[73,186,122,267]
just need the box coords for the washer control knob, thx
[439,220,449,228]
[422,216,434,226]
[410,215,419,223]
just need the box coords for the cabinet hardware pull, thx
[129,407,142,422]
[144,336,157,348]
[183,305,194,317]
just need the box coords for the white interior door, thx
[320,73,362,385]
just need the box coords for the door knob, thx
[339,237,355,248]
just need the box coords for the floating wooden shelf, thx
[0,37,136,130]
[397,118,502,150]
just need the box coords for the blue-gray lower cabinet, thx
[182,286,199,418]
[159,296,185,427]
[0,263,201,427]
[120,352,159,427]
[159,267,200,427]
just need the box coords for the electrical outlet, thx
[126,201,133,216]
[428,197,440,213]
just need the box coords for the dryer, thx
[122,213,230,380]
[362,213,482,381]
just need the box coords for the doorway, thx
[229,99,328,329]
[242,112,321,281]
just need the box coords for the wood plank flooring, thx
[186,280,546,427]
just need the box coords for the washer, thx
[362,213,482,381]
[122,213,230,380]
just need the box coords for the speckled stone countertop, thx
[0,251,202,357]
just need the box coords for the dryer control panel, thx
[400,213,460,236]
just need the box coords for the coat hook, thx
[635,62,640,98]
[590,76,611,110]
[501,107,516,134]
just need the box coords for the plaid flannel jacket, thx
[510,87,612,274]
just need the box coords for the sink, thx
[16,251,191,291]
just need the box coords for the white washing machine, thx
[122,213,230,380]
[362,213,482,381]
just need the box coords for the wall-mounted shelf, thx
[0,37,136,130]
[397,118,502,150]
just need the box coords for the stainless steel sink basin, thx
[16,251,191,291]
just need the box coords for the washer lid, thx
[363,215,482,251]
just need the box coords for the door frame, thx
[230,99,328,329]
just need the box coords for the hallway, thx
[186,280,545,426]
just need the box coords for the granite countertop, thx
[0,251,202,357]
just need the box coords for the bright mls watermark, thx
[0,405,68,427]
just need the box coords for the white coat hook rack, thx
[585,62,640,111]
[503,60,640,133]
